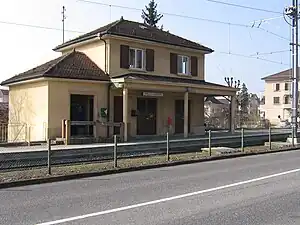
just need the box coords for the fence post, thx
[114,135,118,168]
[27,126,31,146]
[61,119,66,139]
[166,132,170,161]
[47,138,52,175]
[65,120,70,145]
[269,126,272,150]
[241,128,244,152]
[208,130,212,156]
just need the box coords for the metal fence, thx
[0,128,294,172]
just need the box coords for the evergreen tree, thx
[141,0,163,27]
[237,83,250,126]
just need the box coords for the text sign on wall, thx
[142,92,163,97]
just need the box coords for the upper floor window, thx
[177,55,190,75]
[284,82,290,91]
[273,97,280,104]
[170,53,198,76]
[129,48,146,70]
[274,83,280,91]
[284,95,291,104]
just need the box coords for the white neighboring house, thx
[0,89,8,103]
[261,68,295,126]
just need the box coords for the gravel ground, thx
[0,145,297,184]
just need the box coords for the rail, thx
[0,130,292,171]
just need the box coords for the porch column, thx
[123,87,129,142]
[230,95,236,133]
[184,91,189,138]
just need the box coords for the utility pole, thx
[62,6,66,43]
[284,0,299,144]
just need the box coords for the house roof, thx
[53,17,213,53]
[112,73,233,89]
[205,96,227,104]
[1,51,109,86]
[261,68,294,81]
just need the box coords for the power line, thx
[77,0,250,27]
[249,49,290,57]
[258,27,289,41]
[0,4,289,65]
[206,0,282,14]
[216,51,289,65]
[76,0,289,42]
[0,20,84,33]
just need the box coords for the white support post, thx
[123,87,128,142]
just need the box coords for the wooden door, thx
[137,98,157,135]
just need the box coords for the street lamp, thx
[224,77,240,132]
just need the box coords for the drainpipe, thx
[97,33,110,138]
[97,32,107,74]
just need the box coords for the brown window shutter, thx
[170,53,178,74]
[191,56,198,77]
[146,49,155,71]
[120,45,129,69]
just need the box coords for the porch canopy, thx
[111,73,237,96]
[111,73,238,141]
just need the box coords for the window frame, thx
[177,55,190,75]
[284,82,290,91]
[273,97,280,105]
[129,47,146,70]
[284,95,291,104]
[274,83,280,92]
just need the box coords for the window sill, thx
[129,67,147,73]
[177,73,192,77]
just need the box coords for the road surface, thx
[1,148,300,224]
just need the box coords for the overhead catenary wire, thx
[205,0,282,14]
[0,21,287,66]
[0,20,84,33]
[76,0,289,42]
[216,51,289,65]
[249,49,291,56]
[0,2,289,66]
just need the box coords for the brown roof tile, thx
[54,18,213,53]
[1,51,109,85]
[261,68,295,81]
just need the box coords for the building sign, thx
[142,92,163,97]
[100,108,108,118]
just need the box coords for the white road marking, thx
[36,168,300,225]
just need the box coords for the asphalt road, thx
[1,149,300,225]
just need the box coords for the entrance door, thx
[175,100,191,134]
[137,98,157,135]
[70,94,94,137]
[113,96,123,134]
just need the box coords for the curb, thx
[0,147,299,189]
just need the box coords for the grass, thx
[0,144,297,184]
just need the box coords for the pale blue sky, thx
[0,0,293,93]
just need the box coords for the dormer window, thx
[129,48,146,70]
[177,55,190,75]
